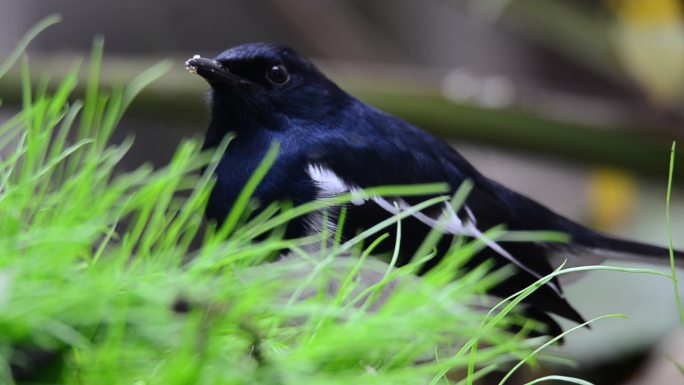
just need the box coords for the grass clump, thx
[0,17,539,385]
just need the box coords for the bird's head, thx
[186,43,349,140]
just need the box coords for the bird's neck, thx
[203,102,283,151]
[202,111,262,150]
[202,116,234,150]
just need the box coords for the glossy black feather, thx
[191,43,682,335]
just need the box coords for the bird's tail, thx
[489,179,682,266]
[572,232,684,266]
[549,232,682,286]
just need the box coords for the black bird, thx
[186,43,682,335]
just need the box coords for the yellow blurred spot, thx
[588,168,637,231]
[608,0,682,25]
[607,0,684,104]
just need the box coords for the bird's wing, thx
[306,163,552,287]
[303,119,585,324]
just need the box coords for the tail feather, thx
[573,232,684,266]
[493,179,683,265]
[549,233,682,286]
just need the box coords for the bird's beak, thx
[185,55,244,85]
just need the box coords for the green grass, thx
[666,142,684,327]
[0,16,681,385]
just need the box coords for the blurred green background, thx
[1,1,683,384]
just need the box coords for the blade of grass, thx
[0,15,61,79]
[666,141,684,326]
[525,375,594,385]
[501,314,626,385]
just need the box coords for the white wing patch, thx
[307,164,365,205]
[306,164,562,296]
[307,164,350,197]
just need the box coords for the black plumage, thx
[186,43,682,334]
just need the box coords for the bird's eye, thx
[265,64,290,85]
